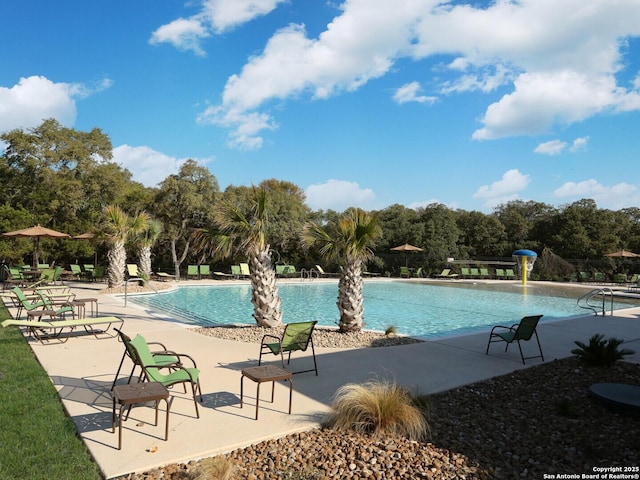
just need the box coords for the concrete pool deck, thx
[5,279,640,479]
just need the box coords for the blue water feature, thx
[125,281,637,339]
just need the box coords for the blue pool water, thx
[126,281,637,339]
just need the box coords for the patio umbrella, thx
[74,232,99,265]
[2,224,71,267]
[605,249,639,258]
[391,243,424,266]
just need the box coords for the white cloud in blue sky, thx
[473,169,531,209]
[1,0,639,213]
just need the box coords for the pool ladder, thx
[124,277,158,307]
[300,268,320,281]
[577,288,614,316]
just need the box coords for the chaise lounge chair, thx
[485,314,544,364]
[259,320,318,375]
[2,316,123,344]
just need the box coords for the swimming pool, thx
[126,281,638,339]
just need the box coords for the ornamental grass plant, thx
[323,379,430,441]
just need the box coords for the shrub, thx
[194,456,236,480]
[571,333,635,367]
[323,379,430,441]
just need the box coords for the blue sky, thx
[1,0,639,213]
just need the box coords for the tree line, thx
[2,119,639,284]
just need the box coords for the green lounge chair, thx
[187,265,199,280]
[129,333,203,418]
[470,267,480,278]
[460,267,470,278]
[505,268,516,280]
[2,316,123,344]
[593,272,606,283]
[11,286,46,319]
[436,268,459,279]
[315,265,339,277]
[231,265,242,278]
[199,265,211,278]
[111,328,181,390]
[240,263,251,278]
[579,271,591,282]
[414,267,423,278]
[399,266,410,278]
[126,264,139,277]
[480,268,490,279]
[259,320,318,375]
[495,268,505,279]
[486,314,544,364]
[69,264,83,279]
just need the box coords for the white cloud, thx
[553,179,640,209]
[195,0,640,149]
[569,136,589,152]
[202,0,288,33]
[305,179,376,212]
[150,0,286,55]
[112,145,213,188]
[149,18,210,56]
[534,139,567,155]
[534,136,590,155]
[473,169,530,209]
[0,76,111,133]
[393,82,437,105]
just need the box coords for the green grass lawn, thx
[0,301,102,480]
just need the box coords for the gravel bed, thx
[192,324,424,349]
[116,329,640,480]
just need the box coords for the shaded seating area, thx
[486,314,544,364]
[259,320,318,375]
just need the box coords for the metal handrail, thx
[577,288,614,316]
[124,277,158,307]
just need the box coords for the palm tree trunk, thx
[139,246,152,280]
[107,241,126,288]
[249,249,282,327]
[337,260,364,332]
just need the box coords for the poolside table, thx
[240,365,293,420]
[112,382,171,450]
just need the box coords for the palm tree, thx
[197,186,282,327]
[100,205,150,288]
[135,219,163,280]
[301,208,380,332]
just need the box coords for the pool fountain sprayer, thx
[513,249,537,287]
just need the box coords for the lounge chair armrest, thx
[489,325,515,334]
[260,334,282,345]
[147,340,169,350]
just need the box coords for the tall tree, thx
[153,160,219,280]
[134,219,163,280]
[301,208,381,332]
[211,186,282,327]
[99,206,149,288]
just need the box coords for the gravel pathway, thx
[115,327,640,480]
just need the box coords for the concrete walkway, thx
[6,280,640,479]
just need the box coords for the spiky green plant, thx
[324,379,430,440]
[384,325,398,337]
[571,333,635,367]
